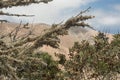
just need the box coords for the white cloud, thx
[51,0,96,9]
[100,17,120,25]
[91,9,120,26]
[113,4,120,11]
[0,0,97,24]
[86,8,120,33]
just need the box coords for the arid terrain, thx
[0,22,113,59]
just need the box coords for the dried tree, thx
[0,2,95,79]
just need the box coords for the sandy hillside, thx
[0,22,113,59]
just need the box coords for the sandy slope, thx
[0,22,113,59]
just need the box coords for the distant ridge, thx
[0,22,113,59]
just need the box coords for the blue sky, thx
[0,0,120,34]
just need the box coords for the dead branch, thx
[0,0,53,8]
[0,11,34,17]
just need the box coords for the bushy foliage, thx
[16,52,60,80]
[0,1,119,80]
[0,5,96,79]
[0,23,120,80]
[56,33,120,80]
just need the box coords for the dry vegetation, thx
[0,0,120,80]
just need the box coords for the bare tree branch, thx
[0,0,53,8]
[0,11,34,17]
